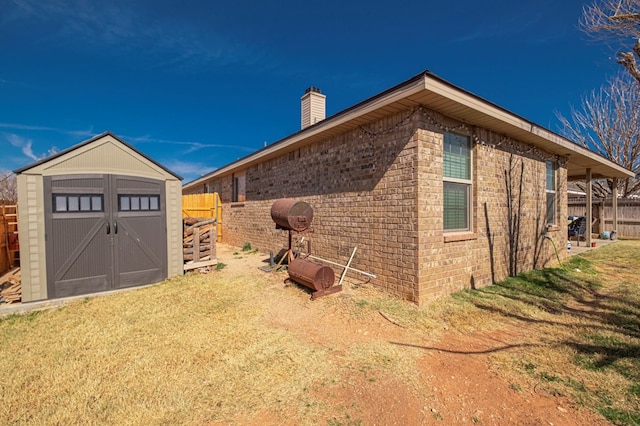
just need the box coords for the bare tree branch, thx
[581,0,640,84]
[557,73,640,198]
[581,0,640,39]
[617,41,640,83]
[0,172,17,204]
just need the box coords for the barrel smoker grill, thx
[288,258,341,300]
[270,199,313,232]
[270,198,341,299]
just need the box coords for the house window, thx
[232,171,246,202]
[443,132,472,232]
[546,160,556,226]
[53,194,104,213]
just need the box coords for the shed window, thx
[68,196,80,211]
[80,196,91,211]
[443,132,472,232]
[92,196,102,211]
[55,196,67,212]
[53,194,104,213]
[119,195,160,212]
[546,161,556,226]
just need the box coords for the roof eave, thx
[420,74,634,180]
[183,71,634,190]
[183,73,429,189]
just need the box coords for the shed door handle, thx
[113,221,118,234]
[106,223,110,234]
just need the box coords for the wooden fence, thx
[0,211,7,275]
[568,199,640,238]
[0,204,19,275]
[182,193,222,242]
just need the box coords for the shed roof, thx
[15,131,183,180]
[183,70,634,190]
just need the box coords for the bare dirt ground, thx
[216,244,610,425]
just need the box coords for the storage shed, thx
[15,132,183,302]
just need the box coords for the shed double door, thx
[44,174,167,299]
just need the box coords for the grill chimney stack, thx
[301,87,326,129]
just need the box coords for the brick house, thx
[183,71,633,305]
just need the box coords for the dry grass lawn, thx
[0,240,639,425]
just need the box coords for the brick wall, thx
[191,106,568,305]
[414,116,568,303]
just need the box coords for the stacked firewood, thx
[183,217,217,271]
[0,268,21,304]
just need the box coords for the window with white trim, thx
[443,132,472,232]
[546,160,556,226]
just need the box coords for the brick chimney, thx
[301,87,326,129]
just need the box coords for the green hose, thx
[545,235,563,267]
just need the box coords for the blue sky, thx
[0,0,623,182]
